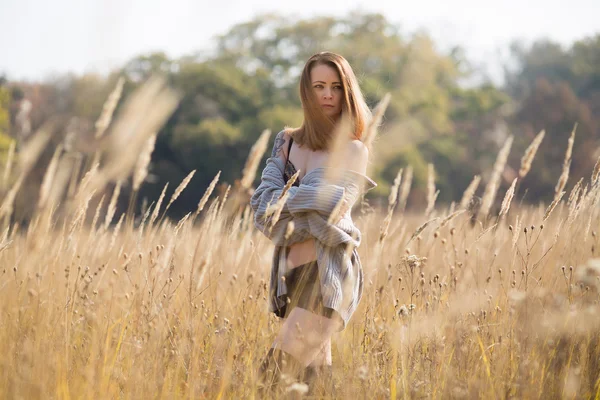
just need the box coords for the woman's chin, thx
[325,111,341,121]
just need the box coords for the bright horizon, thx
[0,0,598,83]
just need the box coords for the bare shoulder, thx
[270,129,292,162]
[343,139,369,174]
[347,139,369,159]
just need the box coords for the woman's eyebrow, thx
[312,80,342,84]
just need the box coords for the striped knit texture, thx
[250,155,376,328]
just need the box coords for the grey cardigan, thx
[250,147,376,328]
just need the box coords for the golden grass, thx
[1,80,600,400]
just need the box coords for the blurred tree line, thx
[1,12,599,219]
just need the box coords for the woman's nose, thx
[323,89,332,99]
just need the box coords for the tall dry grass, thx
[0,79,599,400]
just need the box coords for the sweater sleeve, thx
[250,156,345,242]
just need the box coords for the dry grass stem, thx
[217,184,231,216]
[398,165,413,213]
[499,178,518,218]
[133,134,157,192]
[197,171,221,215]
[150,182,169,226]
[38,145,63,209]
[165,170,196,213]
[439,209,466,228]
[519,130,545,179]
[479,135,513,220]
[2,140,15,187]
[425,163,438,217]
[19,123,53,174]
[240,129,271,189]
[567,178,583,207]
[324,113,353,184]
[363,92,391,150]
[460,175,481,209]
[87,76,179,196]
[555,124,577,198]
[406,217,438,245]
[95,77,125,138]
[388,168,402,210]
[591,155,600,186]
[543,191,565,221]
[104,180,122,230]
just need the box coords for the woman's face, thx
[310,63,343,120]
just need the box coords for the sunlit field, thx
[1,77,599,399]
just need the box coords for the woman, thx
[250,52,376,390]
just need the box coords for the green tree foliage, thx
[7,13,598,217]
[507,35,600,201]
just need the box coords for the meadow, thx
[0,77,599,399]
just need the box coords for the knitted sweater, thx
[250,153,376,328]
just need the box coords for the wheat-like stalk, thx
[95,77,125,139]
[0,174,24,219]
[2,140,15,188]
[150,182,169,226]
[240,129,271,189]
[174,212,192,236]
[499,178,517,218]
[165,170,196,213]
[38,145,63,210]
[89,194,105,235]
[85,76,179,199]
[567,178,583,208]
[554,125,577,200]
[519,130,545,179]
[460,175,481,210]
[511,215,522,249]
[68,189,96,236]
[591,155,600,187]
[67,154,83,198]
[425,164,438,217]
[324,113,353,184]
[103,180,122,230]
[75,161,100,202]
[388,168,402,210]
[265,169,299,218]
[264,170,300,236]
[379,212,393,242]
[19,123,53,174]
[284,221,295,241]
[380,168,403,242]
[543,190,565,221]
[133,134,157,192]
[398,166,413,213]
[217,184,231,217]
[108,213,125,251]
[196,171,221,215]
[47,156,75,208]
[363,92,391,150]
[479,135,513,220]
[439,209,466,228]
[406,217,439,245]
[267,192,290,236]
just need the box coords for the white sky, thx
[0,0,598,83]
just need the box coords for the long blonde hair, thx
[287,52,371,151]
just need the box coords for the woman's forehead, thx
[310,63,341,82]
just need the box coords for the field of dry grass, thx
[0,77,599,399]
